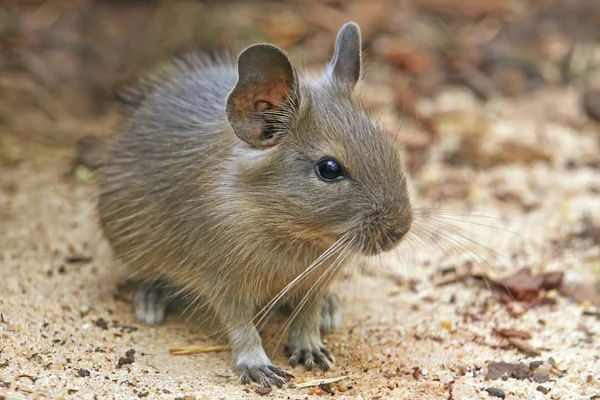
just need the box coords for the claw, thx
[288,346,334,371]
[238,364,292,388]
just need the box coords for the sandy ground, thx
[2,84,600,399]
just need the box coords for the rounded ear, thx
[226,44,299,149]
[326,22,362,90]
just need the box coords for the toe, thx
[239,364,292,388]
[303,352,316,371]
[240,372,252,385]
[288,349,305,368]
[248,368,270,388]
[315,350,332,371]
[321,346,334,363]
[268,365,294,380]
[259,366,286,388]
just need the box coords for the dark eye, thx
[315,159,345,182]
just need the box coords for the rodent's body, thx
[98,22,412,388]
[100,61,349,305]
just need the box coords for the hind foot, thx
[134,280,170,325]
[320,292,342,334]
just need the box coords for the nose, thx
[380,206,413,249]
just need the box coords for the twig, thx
[293,375,348,389]
[169,344,231,355]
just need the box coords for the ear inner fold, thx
[226,44,298,149]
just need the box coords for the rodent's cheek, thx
[293,226,339,250]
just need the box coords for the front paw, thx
[238,363,294,388]
[288,345,334,371]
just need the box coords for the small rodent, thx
[98,22,412,387]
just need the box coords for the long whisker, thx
[415,213,542,248]
[408,225,467,269]
[271,238,355,348]
[416,218,517,270]
[252,234,350,328]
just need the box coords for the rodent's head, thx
[226,22,412,256]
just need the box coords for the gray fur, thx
[98,21,412,388]
[320,292,342,334]
[327,22,362,88]
[134,281,170,326]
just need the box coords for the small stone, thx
[94,318,109,330]
[531,372,550,383]
[485,387,506,398]
[486,361,530,380]
[117,349,135,368]
[537,385,550,394]
[529,360,544,370]
[77,368,90,377]
[254,386,272,395]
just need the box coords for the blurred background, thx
[2,0,599,166]
[0,0,599,156]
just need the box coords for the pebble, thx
[485,387,506,399]
[537,385,550,394]
[254,386,272,395]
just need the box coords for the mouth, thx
[359,231,408,256]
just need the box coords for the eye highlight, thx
[315,159,345,182]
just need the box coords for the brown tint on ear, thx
[226,44,298,149]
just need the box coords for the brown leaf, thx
[494,268,563,303]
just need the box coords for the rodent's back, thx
[98,58,239,282]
